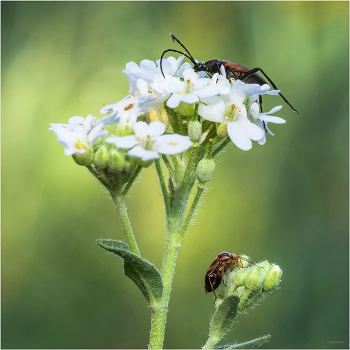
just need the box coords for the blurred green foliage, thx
[2,1,348,349]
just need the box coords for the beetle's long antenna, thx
[170,33,197,63]
[160,49,194,78]
[239,256,267,272]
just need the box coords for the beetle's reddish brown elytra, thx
[160,33,298,115]
[204,251,264,302]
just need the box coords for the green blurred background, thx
[2,1,349,349]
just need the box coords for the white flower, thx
[194,73,231,99]
[198,80,283,150]
[106,121,192,161]
[123,56,185,98]
[100,96,143,119]
[249,104,285,145]
[50,115,108,156]
[49,115,91,131]
[165,68,211,108]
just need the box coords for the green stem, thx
[155,159,171,217]
[169,154,182,178]
[87,166,112,189]
[149,188,191,349]
[161,155,176,181]
[112,194,141,257]
[203,336,219,349]
[149,227,183,349]
[165,106,181,134]
[213,137,231,158]
[181,185,205,235]
[122,165,142,196]
[180,146,205,194]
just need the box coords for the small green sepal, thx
[72,148,93,166]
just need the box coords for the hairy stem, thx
[122,165,142,196]
[155,159,170,218]
[149,184,193,349]
[181,185,205,235]
[213,137,231,158]
[161,155,176,182]
[112,194,141,257]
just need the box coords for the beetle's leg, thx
[258,95,267,132]
[241,67,298,114]
[224,65,239,81]
[209,278,218,302]
[259,95,263,113]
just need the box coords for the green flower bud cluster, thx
[88,135,138,192]
[215,258,283,312]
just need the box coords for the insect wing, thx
[205,265,223,293]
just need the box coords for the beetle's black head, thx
[193,61,207,72]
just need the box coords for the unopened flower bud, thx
[108,149,125,172]
[217,121,228,138]
[188,120,202,142]
[175,102,195,116]
[72,147,93,167]
[196,158,216,184]
[245,265,266,291]
[94,146,109,169]
[263,265,283,291]
[230,268,249,287]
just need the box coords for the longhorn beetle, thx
[205,251,265,302]
[160,33,298,115]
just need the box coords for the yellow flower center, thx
[75,139,87,150]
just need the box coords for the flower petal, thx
[235,117,264,141]
[155,134,192,155]
[258,115,286,124]
[181,93,199,104]
[133,121,151,138]
[266,105,283,114]
[148,121,166,137]
[106,135,139,149]
[227,122,253,151]
[128,145,159,161]
[167,93,182,108]
[68,116,85,125]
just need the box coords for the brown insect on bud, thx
[205,251,265,302]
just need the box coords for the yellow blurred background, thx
[2,2,348,348]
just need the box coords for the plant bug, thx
[160,33,298,115]
[204,251,264,302]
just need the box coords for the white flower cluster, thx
[50,55,286,160]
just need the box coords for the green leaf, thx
[214,335,271,349]
[209,296,240,343]
[97,239,163,303]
